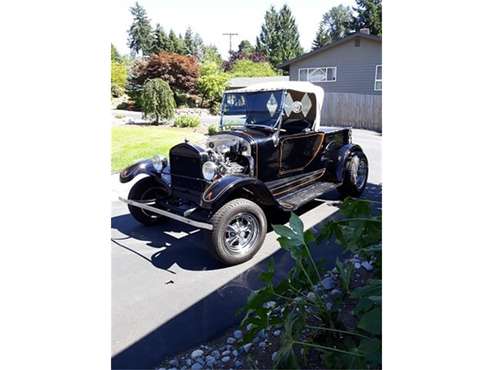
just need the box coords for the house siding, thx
[288,37,382,96]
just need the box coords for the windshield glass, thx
[221,90,284,129]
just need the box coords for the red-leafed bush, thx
[130,52,199,94]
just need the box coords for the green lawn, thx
[112,126,205,172]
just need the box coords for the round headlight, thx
[151,155,164,172]
[202,161,217,180]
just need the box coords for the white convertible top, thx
[228,81,325,130]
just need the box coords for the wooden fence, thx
[321,92,382,132]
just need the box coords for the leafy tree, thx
[111,61,127,89]
[352,0,382,35]
[197,62,229,105]
[111,43,122,62]
[229,59,277,77]
[141,78,175,124]
[130,52,199,94]
[256,5,303,67]
[151,23,171,54]
[312,23,330,50]
[320,5,353,45]
[202,44,223,65]
[238,40,254,54]
[127,2,153,56]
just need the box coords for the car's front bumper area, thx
[119,196,213,230]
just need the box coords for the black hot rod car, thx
[119,82,368,265]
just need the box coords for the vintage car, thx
[119,82,368,265]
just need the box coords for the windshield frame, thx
[219,90,287,132]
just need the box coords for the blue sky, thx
[112,0,356,59]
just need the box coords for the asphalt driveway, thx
[111,128,381,369]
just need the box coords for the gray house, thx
[279,31,382,131]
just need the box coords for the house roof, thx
[278,32,382,70]
[227,76,289,89]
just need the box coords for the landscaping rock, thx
[221,356,231,363]
[233,330,243,339]
[186,359,192,366]
[234,360,242,368]
[354,262,361,269]
[191,362,202,370]
[226,337,236,344]
[168,359,179,367]
[321,277,335,290]
[191,349,204,360]
[211,350,220,359]
[331,288,342,296]
[221,350,231,357]
[242,343,253,353]
[273,329,281,336]
[307,292,316,302]
[259,341,267,349]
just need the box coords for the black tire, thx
[337,150,369,198]
[128,176,169,225]
[210,198,267,266]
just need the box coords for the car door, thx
[278,131,325,175]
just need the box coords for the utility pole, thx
[222,32,239,54]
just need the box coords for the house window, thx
[298,67,337,82]
[374,65,382,91]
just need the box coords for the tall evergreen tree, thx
[127,2,153,56]
[151,23,170,54]
[312,23,330,50]
[352,0,382,35]
[256,5,303,67]
[184,27,194,55]
[322,5,353,41]
[183,27,204,58]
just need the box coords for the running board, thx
[119,197,213,230]
[276,181,339,211]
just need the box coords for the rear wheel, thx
[210,198,267,266]
[128,176,169,225]
[337,151,369,198]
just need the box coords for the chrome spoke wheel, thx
[223,212,260,255]
[350,155,368,190]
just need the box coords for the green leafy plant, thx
[141,78,175,124]
[174,114,200,128]
[239,198,382,369]
[208,124,218,135]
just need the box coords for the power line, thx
[222,32,239,54]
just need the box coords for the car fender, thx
[335,144,364,183]
[119,159,170,190]
[200,175,277,210]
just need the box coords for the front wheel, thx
[127,176,170,225]
[210,198,267,266]
[337,151,369,198]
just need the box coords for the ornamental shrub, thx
[207,124,218,135]
[229,59,278,77]
[174,114,200,128]
[141,78,175,124]
[130,52,199,94]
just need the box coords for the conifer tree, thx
[256,5,303,67]
[127,2,153,56]
[352,0,382,35]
